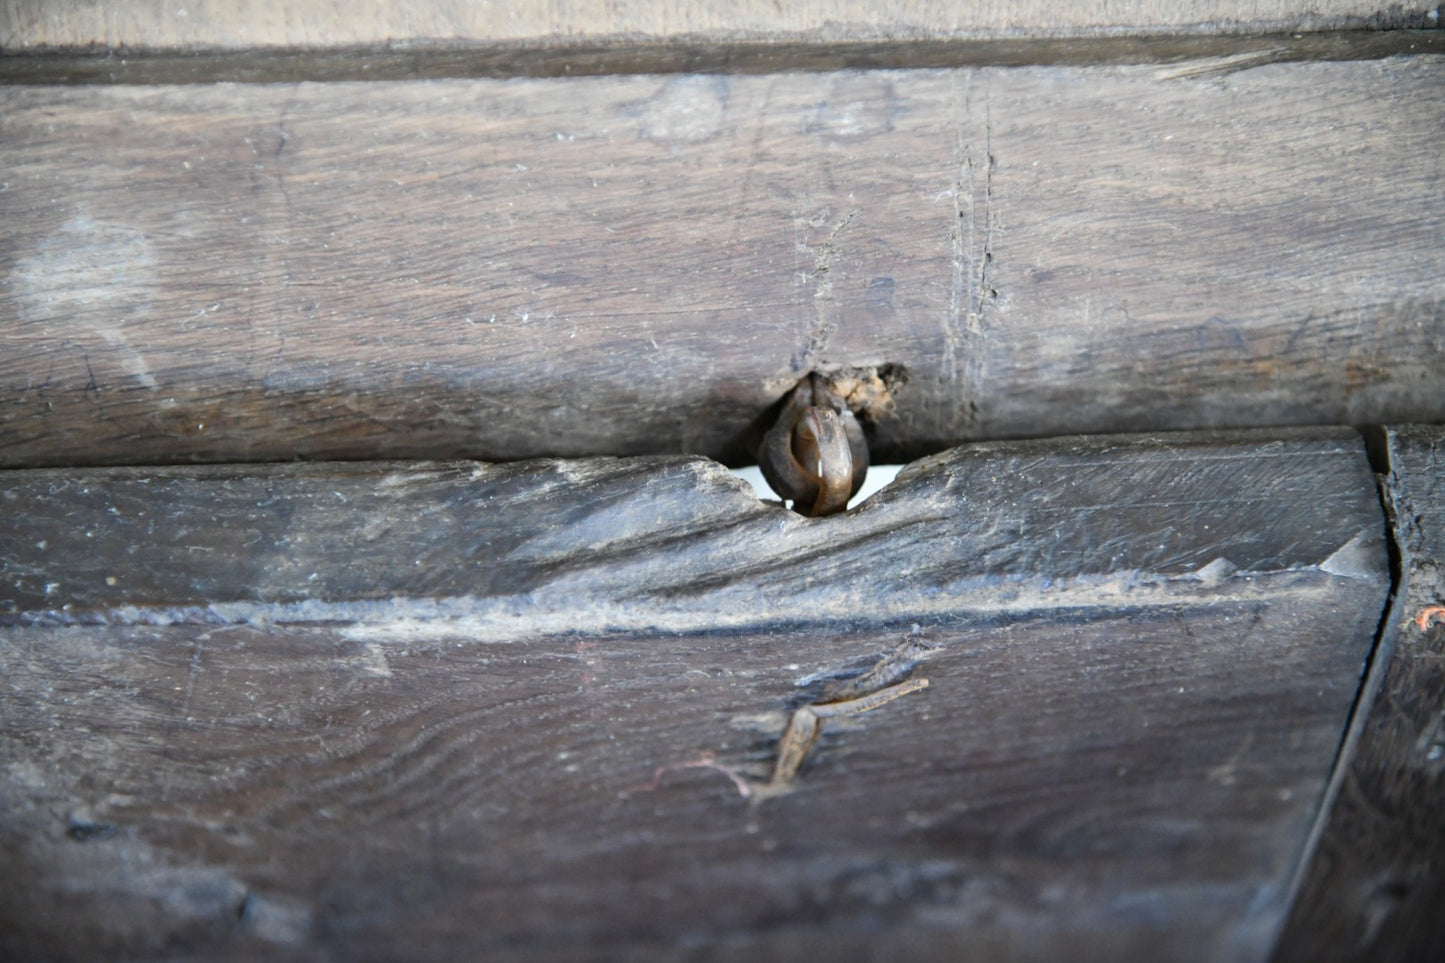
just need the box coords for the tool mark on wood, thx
[951,75,996,338]
[973,113,996,333]
[944,71,994,432]
[793,208,858,370]
[945,72,968,388]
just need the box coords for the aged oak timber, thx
[1275,425,1445,962]
[0,430,1389,960]
[2,6,1438,84]
[2,4,1438,957]
[4,1,1437,53]
[1,58,1442,468]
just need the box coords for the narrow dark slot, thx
[1272,425,1409,955]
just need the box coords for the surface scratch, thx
[945,71,968,389]
[947,72,994,433]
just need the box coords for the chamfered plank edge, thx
[0,428,1389,638]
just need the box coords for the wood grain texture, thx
[0,430,1389,960]
[3,0,1438,51]
[1,59,1441,468]
[4,31,1438,86]
[1275,425,1445,963]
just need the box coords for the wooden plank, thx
[2,1,1437,52]
[1,59,1441,469]
[2,21,1437,85]
[0,429,1389,959]
[1275,425,1445,962]
[4,30,1437,86]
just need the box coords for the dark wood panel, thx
[1,60,1441,468]
[1275,425,1445,962]
[0,430,1389,960]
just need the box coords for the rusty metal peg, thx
[757,374,869,516]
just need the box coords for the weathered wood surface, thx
[1276,425,1445,962]
[3,0,1437,52]
[0,430,1389,960]
[5,31,1438,86]
[1,59,1442,469]
[2,21,1437,85]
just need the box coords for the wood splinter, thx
[763,677,931,794]
[624,677,930,803]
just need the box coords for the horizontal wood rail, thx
[2,57,1441,468]
[4,1,1439,54]
[0,31,1436,84]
